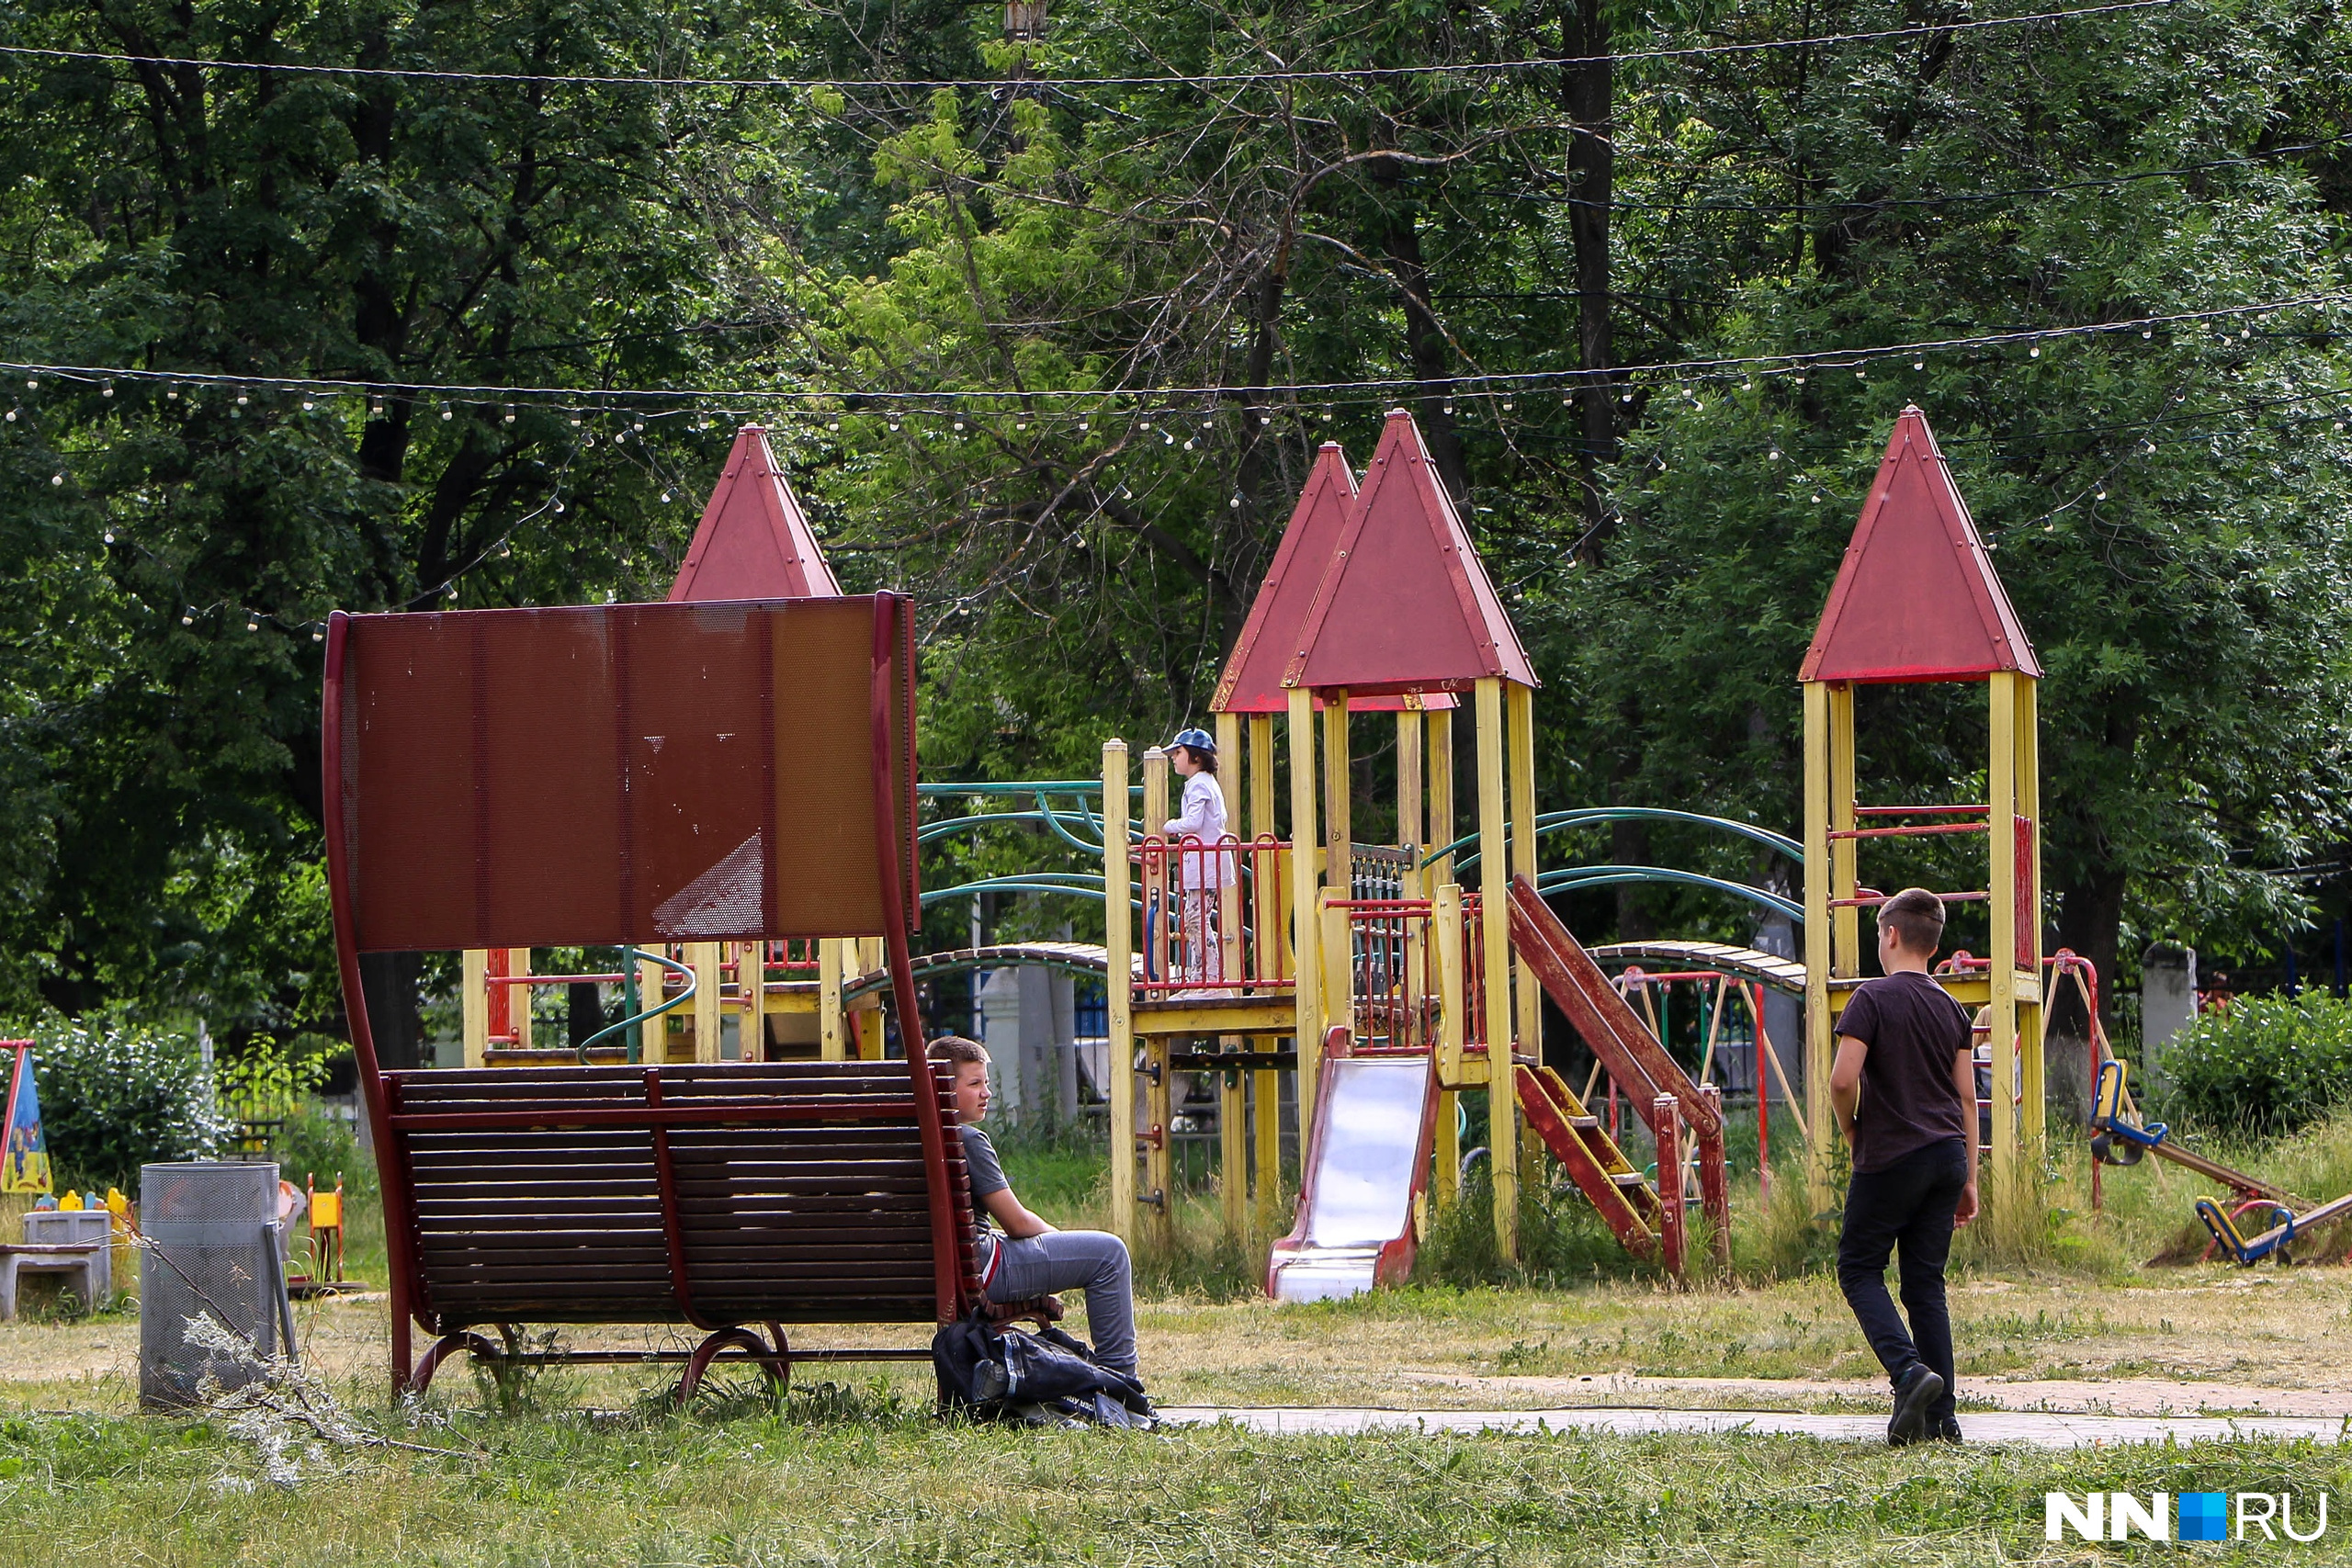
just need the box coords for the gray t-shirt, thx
[959,1123,1008,1278]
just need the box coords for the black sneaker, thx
[1886,1364,1945,1447]
[1936,1416,1963,1443]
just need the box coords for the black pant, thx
[1838,1137,1966,1424]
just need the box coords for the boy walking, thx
[1829,886,1979,1445]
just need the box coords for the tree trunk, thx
[1563,0,1615,558]
[2052,863,2127,1037]
[1368,162,1470,503]
[357,951,425,1070]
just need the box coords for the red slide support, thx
[1507,876,1731,1272]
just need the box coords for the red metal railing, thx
[1135,834,1292,996]
[1332,894,1487,1053]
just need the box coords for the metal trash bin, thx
[139,1162,297,1409]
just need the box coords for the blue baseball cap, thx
[1167,727,1216,753]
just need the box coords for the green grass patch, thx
[2,1397,2346,1565]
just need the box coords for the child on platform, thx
[1829,886,1979,1445]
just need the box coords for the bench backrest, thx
[390,1065,978,1329]
[321,596,973,1345]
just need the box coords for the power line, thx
[0,294,2335,410]
[0,0,2178,94]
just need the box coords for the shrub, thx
[2160,991,2352,1136]
[26,1019,238,1190]
[274,1101,376,1196]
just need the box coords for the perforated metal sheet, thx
[139,1162,291,1409]
[330,596,915,952]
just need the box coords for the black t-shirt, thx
[1837,970,1971,1173]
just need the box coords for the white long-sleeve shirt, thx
[1164,772,1235,888]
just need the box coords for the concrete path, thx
[1161,1405,2350,1449]
[1402,1371,2352,1418]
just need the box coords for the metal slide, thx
[1267,1030,1438,1303]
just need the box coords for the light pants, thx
[986,1229,1137,1377]
[1175,888,1225,986]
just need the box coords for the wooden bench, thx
[383,1063,988,1393]
[324,594,1011,1395]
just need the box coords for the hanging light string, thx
[34,347,2347,639]
[0,292,2336,422]
[0,1,2181,93]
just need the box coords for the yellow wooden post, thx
[1427,706,1456,1181]
[1802,680,1834,1208]
[1103,739,1136,1242]
[1398,711,1425,859]
[1475,676,1518,1260]
[1286,687,1323,1142]
[1507,682,1542,1179]
[1143,1032,1173,1247]
[1142,746,1170,991]
[1827,684,1859,978]
[1427,708,1454,882]
[740,942,766,1062]
[1987,671,2020,1197]
[1139,727,1174,1247]
[505,948,533,1052]
[819,939,846,1060]
[690,942,724,1063]
[2018,675,2046,1154]
[1433,880,1465,1208]
[1398,711,1427,1046]
[1321,692,1351,895]
[1214,710,1247,1234]
[1249,711,1280,1231]
[460,950,489,1067]
[1507,682,1540,1058]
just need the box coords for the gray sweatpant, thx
[986,1229,1136,1377]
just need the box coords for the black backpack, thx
[932,1310,1156,1428]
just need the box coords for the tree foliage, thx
[3,0,2352,1029]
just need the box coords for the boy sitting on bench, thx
[928,1035,1139,1382]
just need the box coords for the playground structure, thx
[415,407,2110,1306]
[1080,413,1740,1281]
[1079,403,2065,1283]
[1797,406,2047,1206]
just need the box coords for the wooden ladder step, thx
[1567,1115,1600,1130]
[1610,1171,1650,1188]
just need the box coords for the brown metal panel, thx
[336,597,913,952]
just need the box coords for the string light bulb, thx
[101,380,114,398]
[51,473,62,486]
[301,398,315,411]
[2029,344,2041,358]
[503,407,515,424]
[181,612,193,626]
[246,616,260,632]
[312,628,323,642]
[440,403,454,421]
[236,392,248,406]
[102,530,113,543]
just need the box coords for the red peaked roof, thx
[1801,406,2039,683]
[668,426,842,602]
[1284,410,1536,695]
[1211,444,1446,713]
